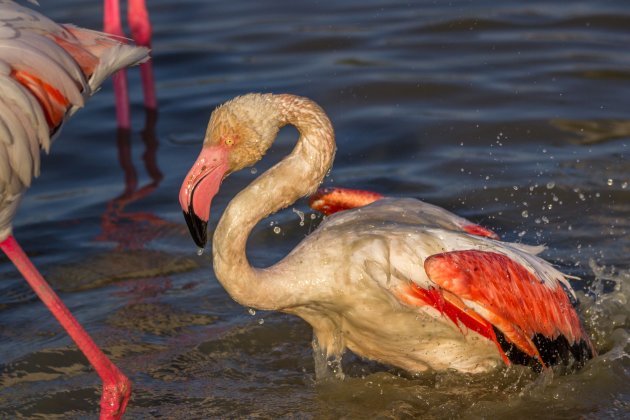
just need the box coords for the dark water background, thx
[1,0,629,417]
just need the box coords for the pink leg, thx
[0,235,131,419]
[104,0,132,129]
[128,0,157,110]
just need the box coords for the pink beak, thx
[179,145,230,247]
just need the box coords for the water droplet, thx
[622,181,628,189]
[546,181,555,189]
[197,248,204,256]
[248,308,256,316]
[513,186,519,191]
[258,318,265,325]
[250,167,258,174]
[518,231,526,237]
[607,178,613,186]
[521,210,529,218]
[292,208,305,226]
[273,226,281,234]
[310,213,317,219]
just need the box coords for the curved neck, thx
[212,95,335,309]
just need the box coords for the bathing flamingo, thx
[180,93,594,376]
[0,1,148,417]
[104,0,155,129]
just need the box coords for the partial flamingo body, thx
[0,1,148,417]
[180,93,594,377]
[309,186,501,239]
[104,0,155,129]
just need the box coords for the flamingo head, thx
[179,94,282,247]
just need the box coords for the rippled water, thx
[1,0,628,418]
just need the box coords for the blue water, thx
[0,0,628,417]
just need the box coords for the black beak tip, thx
[183,210,208,248]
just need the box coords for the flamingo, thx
[103,0,155,129]
[179,93,595,378]
[0,1,149,417]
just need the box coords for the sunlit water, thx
[1,0,628,418]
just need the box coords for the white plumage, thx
[0,0,148,240]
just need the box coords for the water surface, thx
[0,0,628,418]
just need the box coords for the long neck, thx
[212,95,335,310]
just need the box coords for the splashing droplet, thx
[258,318,265,325]
[521,210,529,218]
[607,178,613,186]
[250,167,258,174]
[197,248,204,256]
[273,226,281,234]
[546,181,555,189]
[293,208,305,226]
[248,308,256,316]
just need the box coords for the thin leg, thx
[128,0,157,110]
[0,235,131,419]
[104,0,132,129]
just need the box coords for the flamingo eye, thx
[225,137,234,146]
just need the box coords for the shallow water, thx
[1,0,629,418]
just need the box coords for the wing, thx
[309,187,501,240]
[421,249,594,368]
[0,0,149,195]
[345,222,594,370]
[390,231,596,370]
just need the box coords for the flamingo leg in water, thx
[104,0,131,130]
[128,0,157,110]
[0,235,130,420]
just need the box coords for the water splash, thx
[197,248,204,256]
[312,334,345,381]
[293,208,305,226]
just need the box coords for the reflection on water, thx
[1,0,629,418]
[48,109,199,293]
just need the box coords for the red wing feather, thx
[12,70,70,129]
[423,250,595,367]
[309,187,384,216]
[405,284,510,365]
